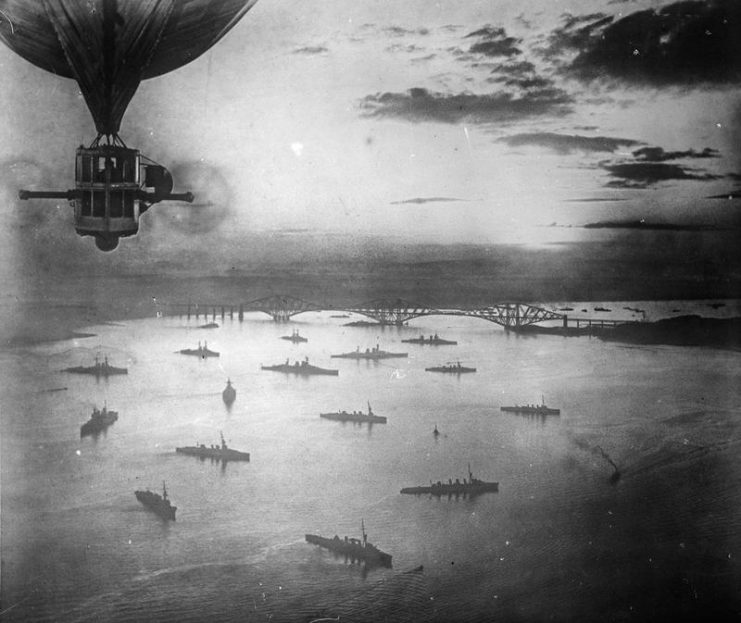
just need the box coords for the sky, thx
[1,0,740,294]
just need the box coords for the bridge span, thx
[164,295,633,331]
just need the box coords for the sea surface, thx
[2,301,741,622]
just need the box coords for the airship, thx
[0,0,258,250]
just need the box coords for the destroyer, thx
[331,345,407,360]
[500,396,560,416]
[222,379,236,406]
[280,329,308,343]
[135,482,176,521]
[178,341,219,358]
[261,357,338,376]
[425,361,476,374]
[64,356,127,377]
[320,402,387,424]
[401,465,498,497]
[80,404,118,437]
[402,333,457,345]
[176,431,249,462]
[305,520,392,567]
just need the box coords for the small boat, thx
[176,431,250,462]
[425,361,476,374]
[178,341,219,358]
[500,396,560,416]
[135,482,177,521]
[320,402,387,424]
[401,333,457,345]
[261,357,338,376]
[80,403,118,437]
[199,322,219,329]
[433,425,440,437]
[280,329,308,343]
[305,520,392,568]
[594,307,611,312]
[331,345,407,360]
[64,356,128,377]
[558,307,574,311]
[222,379,236,405]
[400,465,498,498]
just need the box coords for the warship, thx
[320,402,387,424]
[400,465,498,497]
[178,341,220,358]
[402,333,457,345]
[425,361,476,374]
[280,329,308,343]
[222,379,236,405]
[331,345,407,360]
[500,396,560,416]
[80,404,118,437]
[261,357,338,376]
[199,322,219,329]
[305,520,392,567]
[135,482,177,521]
[64,356,128,377]
[176,431,250,462]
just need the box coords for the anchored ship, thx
[400,465,498,497]
[178,341,219,358]
[64,356,127,377]
[425,361,476,374]
[305,520,392,568]
[280,329,308,343]
[402,333,457,345]
[199,322,219,329]
[500,396,560,416]
[80,403,118,437]
[222,379,236,406]
[331,345,407,360]
[135,482,177,521]
[261,357,338,376]
[320,402,387,424]
[176,431,250,462]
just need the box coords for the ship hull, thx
[64,366,127,376]
[400,482,499,496]
[80,413,118,437]
[135,491,176,521]
[500,407,560,415]
[179,349,219,358]
[305,534,392,567]
[175,446,250,461]
[331,352,407,360]
[320,412,387,424]
[401,338,457,345]
[261,364,338,376]
[425,367,476,374]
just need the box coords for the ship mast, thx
[361,519,367,547]
[162,481,168,500]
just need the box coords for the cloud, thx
[292,45,328,55]
[582,220,726,231]
[565,0,741,86]
[359,87,573,124]
[386,43,426,54]
[563,197,629,203]
[390,197,470,205]
[383,26,430,37]
[499,132,640,154]
[538,12,613,58]
[602,162,722,188]
[465,25,522,58]
[632,146,720,162]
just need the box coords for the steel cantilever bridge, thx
[165,295,628,330]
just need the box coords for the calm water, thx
[2,302,741,622]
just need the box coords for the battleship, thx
[402,333,457,345]
[135,482,177,521]
[178,341,220,358]
[64,356,128,377]
[400,465,498,497]
[425,361,476,374]
[176,431,250,462]
[222,379,236,405]
[331,345,407,360]
[305,520,392,567]
[261,357,338,376]
[280,329,308,343]
[500,396,560,416]
[80,404,118,437]
[320,402,387,424]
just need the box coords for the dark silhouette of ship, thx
[64,356,127,377]
[305,520,392,568]
[80,403,118,437]
[222,379,236,405]
[402,333,457,345]
[400,465,498,497]
[199,322,219,329]
[331,344,407,360]
[500,396,560,415]
[261,357,338,376]
[176,431,250,462]
[135,482,176,521]
[425,361,476,374]
[178,341,219,358]
[320,402,387,424]
[280,329,308,343]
